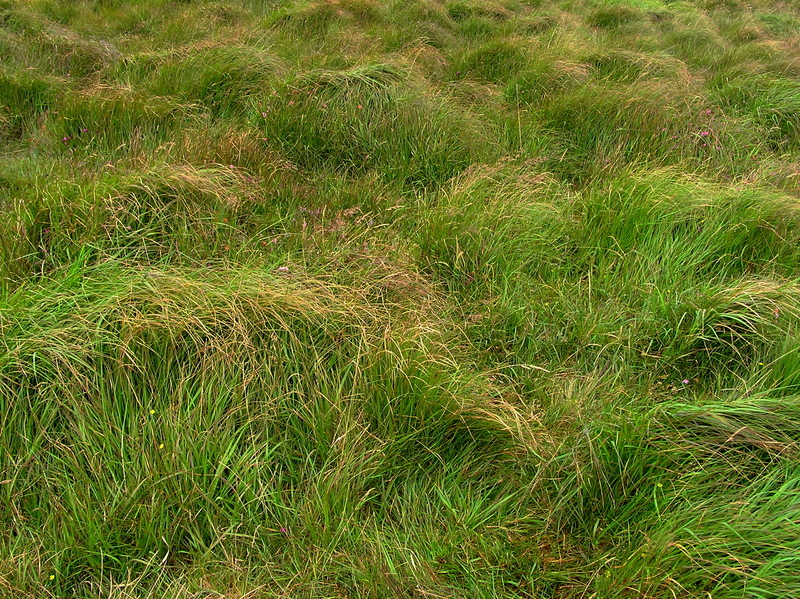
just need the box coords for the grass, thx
[2,0,800,597]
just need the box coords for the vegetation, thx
[2,0,800,596]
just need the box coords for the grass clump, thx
[452,39,528,83]
[111,44,284,118]
[259,63,496,189]
[3,0,800,596]
[0,67,59,140]
[586,3,642,29]
[50,87,189,157]
[710,74,800,152]
[0,265,522,596]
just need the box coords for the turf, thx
[2,0,800,597]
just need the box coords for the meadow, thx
[1,0,800,597]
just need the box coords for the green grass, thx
[2,0,800,597]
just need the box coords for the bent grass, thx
[2,0,800,597]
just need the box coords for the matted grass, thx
[2,0,800,597]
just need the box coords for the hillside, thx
[2,0,800,597]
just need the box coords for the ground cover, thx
[2,0,800,597]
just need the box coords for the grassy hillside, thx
[2,0,800,597]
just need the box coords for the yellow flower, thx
[158,444,164,449]
[49,575,55,580]
[149,409,155,415]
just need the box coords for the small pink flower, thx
[261,112,268,117]
[288,101,294,106]
[277,266,289,273]
[357,105,362,109]
[699,131,709,136]
[280,527,287,533]
[682,379,689,385]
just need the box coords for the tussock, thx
[3,0,800,596]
